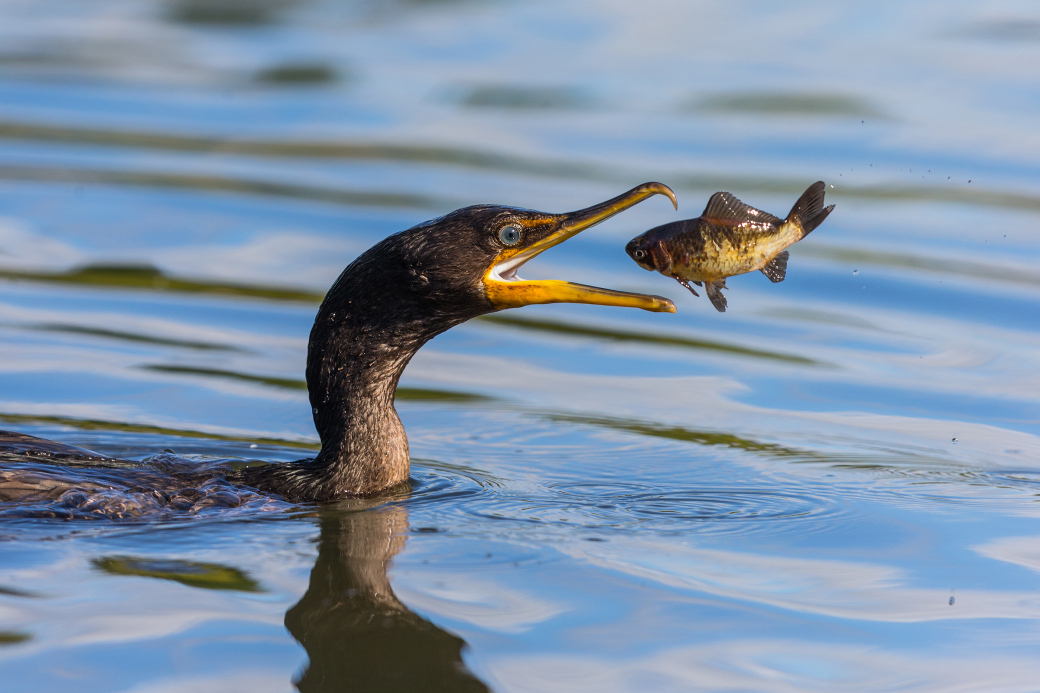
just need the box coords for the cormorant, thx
[0,183,676,506]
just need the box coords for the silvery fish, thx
[625,181,834,312]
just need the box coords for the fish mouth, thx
[484,183,678,313]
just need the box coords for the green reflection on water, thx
[256,63,340,85]
[0,632,31,646]
[0,264,323,302]
[146,364,307,390]
[0,165,442,211]
[453,85,594,110]
[480,314,818,365]
[0,413,321,450]
[396,387,492,402]
[550,412,821,460]
[957,19,1040,42]
[168,0,290,26]
[93,556,261,592]
[35,323,241,352]
[695,92,886,118]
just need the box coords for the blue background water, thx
[1,1,1040,690]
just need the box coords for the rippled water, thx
[1,1,1040,690]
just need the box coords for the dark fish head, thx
[625,234,653,270]
[626,233,669,272]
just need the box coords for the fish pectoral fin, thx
[701,191,782,226]
[760,250,789,283]
[705,280,728,312]
[675,276,699,297]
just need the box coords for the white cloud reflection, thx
[394,571,566,634]
[486,639,1040,693]
[563,536,1040,624]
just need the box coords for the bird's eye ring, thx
[498,225,522,246]
[634,249,647,260]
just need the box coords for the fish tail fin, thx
[786,181,834,237]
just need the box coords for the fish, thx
[625,181,834,312]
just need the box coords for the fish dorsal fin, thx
[702,192,782,226]
[760,250,789,283]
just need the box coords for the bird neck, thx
[299,245,482,499]
[304,310,418,497]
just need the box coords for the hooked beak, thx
[484,182,678,313]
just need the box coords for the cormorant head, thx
[326,183,678,343]
[461,182,678,314]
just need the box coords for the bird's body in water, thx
[0,183,677,510]
[626,181,834,312]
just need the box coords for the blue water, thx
[1,1,1040,691]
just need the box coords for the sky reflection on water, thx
[1,0,1040,691]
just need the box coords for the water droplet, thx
[949,596,955,606]
[952,438,958,443]
[968,180,972,183]
[249,444,257,449]
[853,270,859,275]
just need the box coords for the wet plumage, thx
[626,181,834,312]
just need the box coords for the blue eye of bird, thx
[498,225,521,246]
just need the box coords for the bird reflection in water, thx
[0,432,488,690]
[287,500,490,693]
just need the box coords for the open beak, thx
[484,182,678,313]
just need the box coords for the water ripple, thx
[407,465,836,535]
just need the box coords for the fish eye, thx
[498,225,522,246]
[634,249,647,260]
